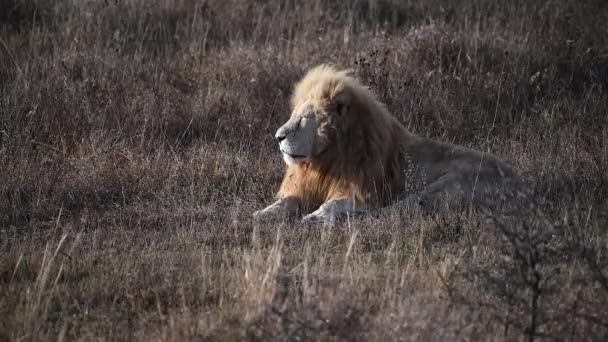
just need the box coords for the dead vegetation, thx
[1,0,607,340]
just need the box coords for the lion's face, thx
[275,100,344,165]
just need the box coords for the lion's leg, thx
[253,196,299,221]
[393,193,425,211]
[391,174,468,213]
[302,199,367,224]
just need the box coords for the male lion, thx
[254,65,518,223]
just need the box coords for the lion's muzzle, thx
[274,115,319,165]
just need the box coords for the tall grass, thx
[1,0,607,340]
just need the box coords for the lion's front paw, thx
[302,210,335,225]
[252,210,265,219]
[253,199,289,222]
[253,208,278,222]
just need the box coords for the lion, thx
[254,64,519,223]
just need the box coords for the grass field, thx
[1,0,607,340]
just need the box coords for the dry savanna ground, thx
[1,0,608,341]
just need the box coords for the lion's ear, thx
[335,102,349,117]
[331,82,351,116]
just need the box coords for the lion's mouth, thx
[281,149,307,159]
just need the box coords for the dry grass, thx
[1,0,607,340]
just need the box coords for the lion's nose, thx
[275,125,288,143]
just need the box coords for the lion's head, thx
[275,65,394,172]
[274,101,330,165]
[274,66,357,166]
